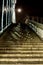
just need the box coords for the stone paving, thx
[0,24,43,64]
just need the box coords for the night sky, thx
[16,0,43,17]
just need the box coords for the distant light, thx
[17,8,22,13]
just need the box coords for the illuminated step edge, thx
[0,54,43,57]
[0,58,43,63]
[10,32,19,40]
[0,51,43,54]
[0,58,43,62]
[0,48,43,50]
[14,31,21,37]
[0,63,43,65]
[0,54,43,58]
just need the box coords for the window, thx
[4,0,6,7]
[3,12,6,28]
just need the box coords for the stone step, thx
[0,50,43,54]
[10,32,20,40]
[0,45,43,48]
[0,24,43,64]
[0,46,43,49]
[0,61,43,64]
[14,26,20,32]
[0,54,43,58]
[0,58,43,64]
[12,28,23,35]
[14,31,21,38]
[0,47,43,52]
[0,43,43,46]
[0,47,43,50]
[10,29,23,39]
[11,30,24,39]
[0,43,43,45]
[0,64,43,65]
[0,44,43,47]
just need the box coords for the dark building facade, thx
[0,0,16,34]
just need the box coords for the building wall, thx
[0,0,16,34]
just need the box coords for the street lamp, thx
[17,8,22,13]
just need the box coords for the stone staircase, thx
[0,24,43,65]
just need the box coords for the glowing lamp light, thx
[17,8,22,13]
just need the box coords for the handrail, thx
[29,20,43,30]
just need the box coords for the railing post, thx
[37,16,39,22]
[32,16,34,21]
[40,18,43,24]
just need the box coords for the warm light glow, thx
[17,8,22,13]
